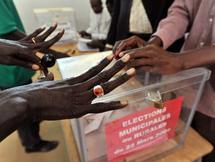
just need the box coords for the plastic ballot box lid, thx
[57,51,211,162]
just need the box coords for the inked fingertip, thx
[40,26,46,30]
[52,22,57,27]
[119,52,124,57]
[126,68,136,75]
[32,64,40,70]
[121,54,130,62]
[120,100,128,106]
[59,29,65,34]
[107,54,114,60]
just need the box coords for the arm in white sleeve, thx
[91,8,111,40]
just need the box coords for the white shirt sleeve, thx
[86,10,95,34]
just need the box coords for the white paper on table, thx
[57,51,111,79]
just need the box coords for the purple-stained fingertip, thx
[107,54,114,60]
[126,68,136,76]
[120,100,128,106]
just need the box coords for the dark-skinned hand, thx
[0,26,64,70]
[87,40,105,51]
[79,31,92,39]
[113,36,146,59]
[120,45,183,75]
[21,24,70,58]
[1,54,135,120]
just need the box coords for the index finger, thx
[17,49,41,65]
[32,30,64,50]
[120,46,154,60]
[86,68,135,100]
[82,54,130,90]
[113,40,128,59]
[113,36,145,58]
[112,41,121,58]
[67,54,114,85]
[21,27,46,41]
[36,24,58,42]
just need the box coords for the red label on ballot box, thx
[105,97,183,162]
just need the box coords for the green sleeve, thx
[0,1,19,35]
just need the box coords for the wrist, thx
[176,54,186,71]
[12,93,38,121]
[9,96,30,120]
[148,36,163,47]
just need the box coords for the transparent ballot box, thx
[57,52,211,162]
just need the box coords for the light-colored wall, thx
[13,0,91,33]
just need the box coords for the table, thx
[49,43,213,162]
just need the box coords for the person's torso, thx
[181,0,215,118]
[90,7,111,38]
[0,0,35,89]
[183,0,215,50]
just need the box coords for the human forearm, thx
[0,55,135,141]
[0,96,28,141]
[153,0,189,49]
[179,46,215,70]
[1,30,26,40]
[147,36,163,47]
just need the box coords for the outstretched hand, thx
[3,54,135,120]
[0,25,64,70]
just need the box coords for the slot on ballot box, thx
[57,51,211,162]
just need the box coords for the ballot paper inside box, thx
[57,52,211,162]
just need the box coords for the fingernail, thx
[120,100,128,106]
[40,26,45,30]
[121,54,130,62]
[126,68,136,75]
[107,54,114,60]
[52,22,57,27]
[32,64,40,70]
[119,52,124,57]
[60,29,65,33]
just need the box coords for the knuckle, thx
[146,44,156,50]
[121,73,129,80]
[100,57,110,66]
[115,40,121,45]
[131,35,137,40]
[101,83,108,93]
[89,66,98,74]
[97,72,109,82]
[120,41,126,46]
[146,50,154,55]
[71,108,82,118]
[114,60,125,69]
